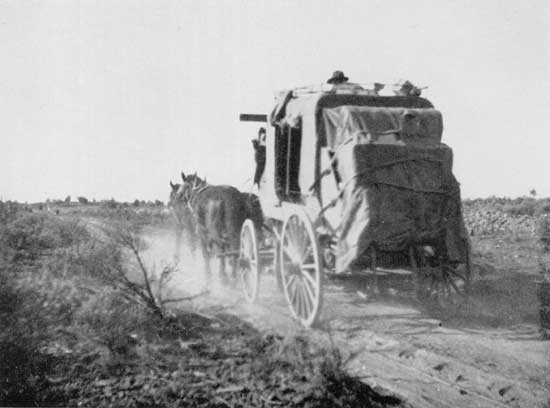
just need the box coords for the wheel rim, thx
[239,220,259,303]
[280,211,323,327]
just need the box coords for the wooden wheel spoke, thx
[289,281,298,304]
[295,235,308,262]
[447,267,467,282]
[300,282,312,317]
[288,219,302,255]
[300,245,313,263]
[302,276,316,305]
[428,275,437,295]
[297,223,307,256]
[282,243,290,259]
[295,283,302,317]
[440,280,449,296]
[296,218,312,261]
[441,281,450,296]
[295,284,304,317]
[285,274,297,290]
[301,282,311,317]
[302,269,317,290]
[285,233,297,258]
[445,273,463,296]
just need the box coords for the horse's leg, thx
[174,226,182,264]
[200,236,212,282]
[216,241,229,286]
[222,199,242,286]
[182,230,197,260]
[226,242,240,288]
[230,238,239,282]
[185,216,198,257]
[188,230,197,256]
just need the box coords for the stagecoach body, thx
[238,85,471,326]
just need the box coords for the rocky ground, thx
[463,206,535,236]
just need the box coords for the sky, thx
[1,0,550,202]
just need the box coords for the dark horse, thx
[169,172,262,281]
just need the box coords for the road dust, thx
[140,226,291,328]
[141,228,208,298]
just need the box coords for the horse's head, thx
[168,179,196,234]
[179,171,207,204]
[168,181,184,208]
[168,177,199,251]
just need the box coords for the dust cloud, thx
[140,226,286,322]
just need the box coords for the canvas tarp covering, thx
[321,106,468,272]
[322,105,443,148]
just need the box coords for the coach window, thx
[274,124,302,202]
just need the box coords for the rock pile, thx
[463,207,535,236]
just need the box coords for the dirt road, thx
[146,229,550,408]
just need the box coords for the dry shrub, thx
[63,240,125,281]
[503,200,536,216]
[0,201,20,225]
[0,270,54,406]
[76,290,157,360]
[0,213,90,263]
[537,215,550,254]
[500,198,550,217]
[98,219,170,318]
[0,211,108,405]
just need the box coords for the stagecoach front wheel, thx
[239,219,260,303]
[280,210,323,327]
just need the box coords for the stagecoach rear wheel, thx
[280,210,323,327]
[238,219,260,303]
[416,257,470,309]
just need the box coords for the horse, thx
[169,180,198,259]
[169,172,259,282]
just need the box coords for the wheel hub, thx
[287,262,302,277]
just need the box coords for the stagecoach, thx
[237,83,471,327]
